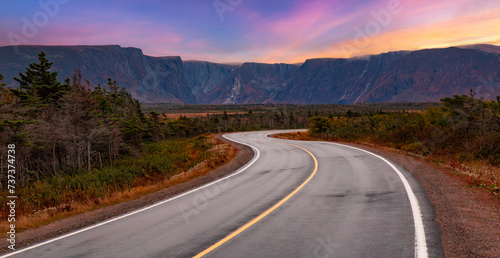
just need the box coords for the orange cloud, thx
[250,0,500,63]
[322,3,500,61]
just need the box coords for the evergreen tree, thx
[0,74,12,103]
[12,51,69,104]
[0,74,5,88]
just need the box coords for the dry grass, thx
[162,112,247,119]
[0,136,236,233]
[437,158,500,196]
[271,131,317,141]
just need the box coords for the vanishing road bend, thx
[3,130,443,258]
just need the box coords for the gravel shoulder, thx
[346,142,500,257]
[0,134,253,253]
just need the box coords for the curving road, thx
[3,130,443,258]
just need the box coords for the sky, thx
[1,0,499,63]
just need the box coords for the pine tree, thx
[0,74,5,88]
[0,74,12,103]
[12,51,69,104]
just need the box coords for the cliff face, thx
[0,45,196,103]
[359,47,500,102]
[1,44,499,104]
[183,61,238,102]
[274,48,500,103]
[205,62,300,104]
[273,51,410,103]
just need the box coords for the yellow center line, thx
[193,134,318,258]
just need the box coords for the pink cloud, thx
[2,0,498,64]
[233,0,370,62]
[247,0,500,63]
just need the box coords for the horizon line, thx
[1,43,499,65]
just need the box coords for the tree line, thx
[309,93,500,167]
[0,52,155,187]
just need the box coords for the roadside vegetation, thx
[2,136,233,231]
[306,93,500,198]
[0,52,235,231]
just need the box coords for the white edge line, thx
[1,133,260,258]
[265,130,427,257]
[323,142,428,258]
[261,132,427,257]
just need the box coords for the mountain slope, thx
[183,61,239,102]
[206,62,299,104]
[1,44,499,104]
[274,51,410,104]
[359,47,500,102]
[0,45,196,103]
[274,48,500,103]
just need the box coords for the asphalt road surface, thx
[3,130,443,258]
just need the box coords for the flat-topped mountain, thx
[1,44,499,104]
[0,45,196,103]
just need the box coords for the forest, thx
[1,52,154,187]
[0,52,227,221]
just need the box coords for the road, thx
[3,130,443,258]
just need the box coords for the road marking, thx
[193,133,319,258]
[0,134,261,258]
[323,142,428,258]
[2,130,427,258]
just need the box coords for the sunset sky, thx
[1,0,499,63]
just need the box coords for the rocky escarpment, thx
[274,47,500,103]
[183,61,238,102]
[0,45,196,103]
[1,44,499,104]
[358,47,500,102]
[206,62,299,104]
[273,51,408,104]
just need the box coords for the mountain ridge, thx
[1,44,499,104]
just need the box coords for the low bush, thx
[0,137,213,216]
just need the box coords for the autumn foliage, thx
[308,94,500,192]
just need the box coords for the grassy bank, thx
[0,135,235,232]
